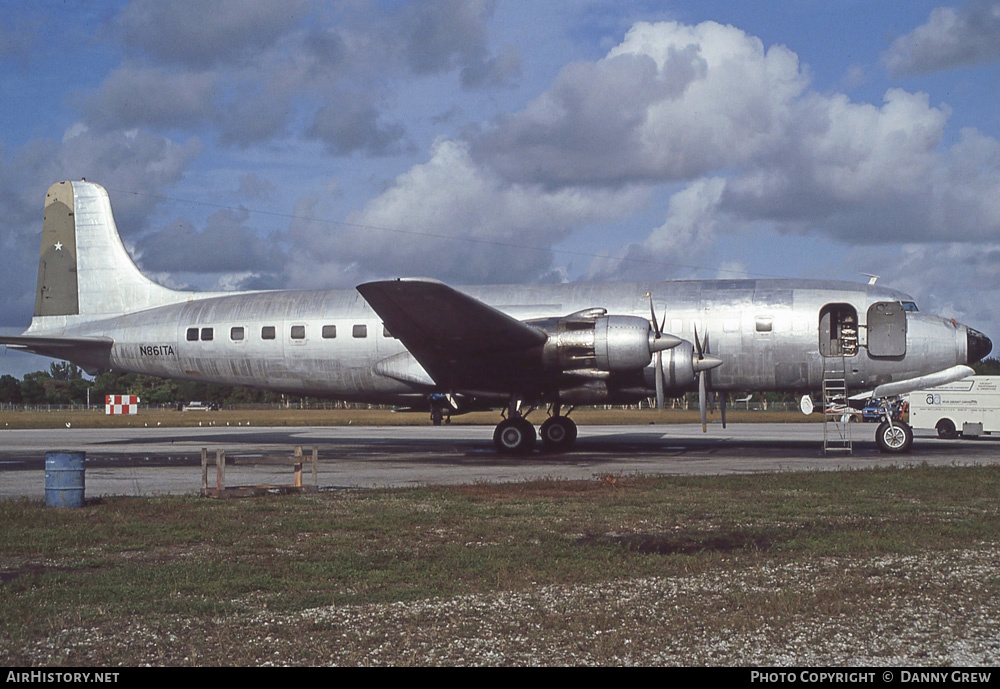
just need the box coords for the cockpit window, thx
[901,301,918,312]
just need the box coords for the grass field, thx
[0,406,818,429]
[1,465,998,666]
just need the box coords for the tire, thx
[540,416,578,452]
[935,418,958,439]
[876,420,913,454]
[431,409,443,426]
[493,418,536,455]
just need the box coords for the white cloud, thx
[473,21,808,187]
[324,17,1000,288]
[80,64,217,131]
[115,0,307,69]
[851,241,1000,329]
[585,178,728,281]
[284,138,646,287]
[883,0,1000,76]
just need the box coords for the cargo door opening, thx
[819,304,859,357]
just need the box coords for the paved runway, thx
[2,423,997,499]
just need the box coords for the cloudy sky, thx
[2,0,1000,377]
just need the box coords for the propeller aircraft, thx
[1,181,991,454]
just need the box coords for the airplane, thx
[0,180,992,455]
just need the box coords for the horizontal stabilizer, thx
[0,335,113,374]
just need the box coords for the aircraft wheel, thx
[493,418,536,455]
[431,409,443,426]
[876,420,913,454]
[936,418,958,439]
[540,416,577,452]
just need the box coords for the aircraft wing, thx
[0,335,113,374]
[869,364,975,399]
[357,279,547,392]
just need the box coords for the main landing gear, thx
[539,415,577,451]
[493,402,577,455]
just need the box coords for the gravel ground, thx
[11,547,1000,666]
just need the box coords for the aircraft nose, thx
[967,327,992,364]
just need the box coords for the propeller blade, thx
[693,324,703,359]
[699,370,707,432]
[646,293,661,338]
[720,392,727,429]
[655,350,664,409]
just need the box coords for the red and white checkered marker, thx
[105,395,139,415]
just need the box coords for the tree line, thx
[0,362,286,407]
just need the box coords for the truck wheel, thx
[935,418,958,439]
[876,420,913,454]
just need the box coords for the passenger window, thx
[353,324,367,338]
[230,326,245,341]
[186,327,198,342]
[322,325,337,339]
[755,317,772,333]
[261,326,276,340]
[291,325,306,340]
[200,327,214,341]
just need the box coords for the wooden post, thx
[216,449,226,492]
[200,445,318,498]
[201,448,208,494]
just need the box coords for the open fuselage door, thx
[866,301,907,357]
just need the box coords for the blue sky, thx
[2,0,1000,377]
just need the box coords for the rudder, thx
[35,182,80,316]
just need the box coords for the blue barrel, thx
[45,452,85,508]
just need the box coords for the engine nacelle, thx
[533,311,678,373]
[651,341,698,390]
[594,315,658,371]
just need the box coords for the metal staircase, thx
[822,355,853,454]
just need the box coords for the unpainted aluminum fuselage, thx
[34,277,975,404]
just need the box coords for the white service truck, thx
[909,375,1000,439]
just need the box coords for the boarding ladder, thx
[822,356,853,454]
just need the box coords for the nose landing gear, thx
[873,398,913,453]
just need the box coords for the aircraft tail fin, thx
[33,181,189,321]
